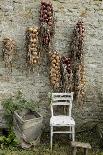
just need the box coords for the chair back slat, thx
[51,92,74,117]
[51,101,71,106]
[52,92,73,104]
[52,93,73,98]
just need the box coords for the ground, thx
[0,146,103,155]
[0,128,103,155]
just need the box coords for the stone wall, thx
[0,0,103,130]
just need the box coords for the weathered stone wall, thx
[0,0,103,130]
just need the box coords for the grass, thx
[0,145,103,155]
[0,128,103,155]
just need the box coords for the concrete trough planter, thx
[13,109,43,148]
[0,109,6,129]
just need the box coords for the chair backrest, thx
[51,92,73,117]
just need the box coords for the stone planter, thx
[0,109,6,129]
[13,109,43,147]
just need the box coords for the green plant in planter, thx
[2,91,39,128]
[0,131,18,148]
[1,91,39,147]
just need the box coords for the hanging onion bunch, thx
[62,56,72,80]
[26,27,40,67]
[72,20,85,62]
[49,51,61,89]
[40,0,54,33]
[2,38,16,71]
[40,23,51,47]
[70,20,85,102]
[61,56,72,92]
[73,63,85,102]
[40,0,54,48]
[78,63,86,99]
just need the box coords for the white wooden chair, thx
[50,92,75,150]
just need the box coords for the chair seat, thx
[50,115,75,126]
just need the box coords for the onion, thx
[43,14,48,19]
[43,9,47,13]
[56,56,60,61]
[47,6,52,11]
[32,52,38,56]
[32,29,38,33]
[52,73,56,77]
[30,34,36,39]
[52,63,56,68]
[33,59,37,64]
[48,22,52,26]
[46,18,49,22]
[49,16,52,20]
[27,27,33,32]
[51,54,56,59]
[52,59,56,64]
[42,5,46,9]
[48,11,52,16]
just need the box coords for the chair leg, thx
[50,126,53,150]
[84,148,88,155]
[72,147,77,155]
[72,126,75,141]
[70,126,72,140]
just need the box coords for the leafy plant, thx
[1,91,39,148]
[48,92,52,105]
[0,130,19,148]
[2,91,39,128]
